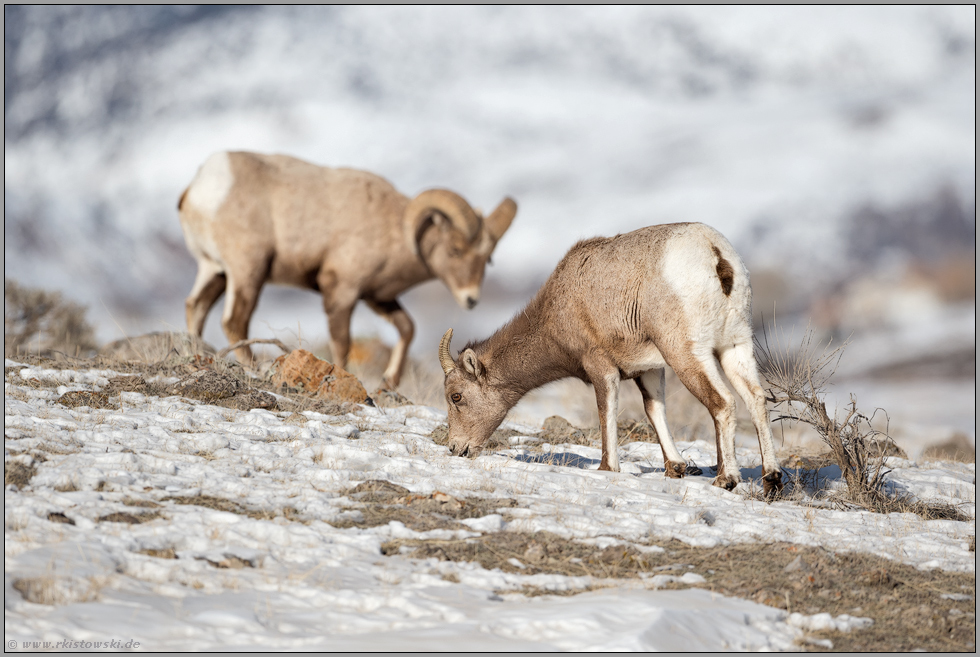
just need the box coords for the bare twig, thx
[217,338,292,360]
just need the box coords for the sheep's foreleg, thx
[636,369,687,479]
[588,364,621,472]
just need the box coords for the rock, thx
[271,349,370,405]
[541,415,575,438]
[783,555,811,573]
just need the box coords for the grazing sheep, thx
[439,222,783,497]
[178,151,516,387]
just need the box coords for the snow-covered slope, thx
[4,359,975,650]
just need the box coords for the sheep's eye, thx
[451,393,462,403]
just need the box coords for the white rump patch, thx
[185,152,234,217]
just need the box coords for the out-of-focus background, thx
[4,6,975,456]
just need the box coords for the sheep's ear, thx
[461,349,484,380]
[484,197,517,242]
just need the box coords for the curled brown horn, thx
[439,328,456,375]
[404,189,481,257]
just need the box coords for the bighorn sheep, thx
[178,151,517,387]
[439,222,783,497]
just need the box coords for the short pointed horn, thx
[439,328,456,375]
[404,189,481,257]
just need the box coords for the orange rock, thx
[271,349,370,405]
[272,349,333,391]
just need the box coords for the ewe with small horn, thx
[439,222,783,498]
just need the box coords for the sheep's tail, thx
[711,245,734,297]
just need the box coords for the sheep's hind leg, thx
[636,369,688,479]
[365,298,414,389]
[671,350,740,491]
[718,342,783,499]
[186,260,226,336]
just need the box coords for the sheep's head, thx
[439,329,509,457]
[405,191,516,310]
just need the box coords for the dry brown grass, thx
[138,548,177,559]
[4,461,36,488]
[330,480,517,532]
[382,532,975,651]
[162,494,298,522]
[11,575,108,605]
[97,511,163,524]
[46,512,75,525]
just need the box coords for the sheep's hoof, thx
[598,456,622,472]
[712,474,739,491]
[763,470,784,500]
[664,461,687,478]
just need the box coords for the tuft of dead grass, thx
[5,461,37,488]
[12,575,107,605]
[97,511,162,524]
[139,548,177,559]
[57,390,114,410]
[162,494,298,522]
[46,512,75,525]
[330,480,517,532]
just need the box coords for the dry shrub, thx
[4,278,97,358]
[756,326,902,509]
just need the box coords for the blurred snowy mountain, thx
[4,6,975,357]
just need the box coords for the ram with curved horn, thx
[178,151,517,387]
[439,222,783,498]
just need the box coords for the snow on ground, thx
[4,360,975,650]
